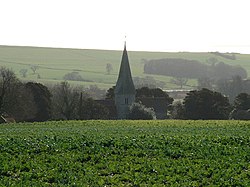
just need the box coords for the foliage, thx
[107,86,173,102]
[197,77,213,90]
[216,75,249,103]
[170,77,188,89]
[144,58,247,80]
[229,93,250,120]
[0,120,249,186]
[26,82,52,122]
[212,62,247,80]
[105,86,115,100]
[229,109,250,120]
[6,85,37,122]
[51,81,80,120]
[128,102,156,120]
[169,100,185,119]
[51,82,109,120]
[19,69,28,78]
[78,97,109,120]
[234,93,250,110]
[106,87,173,119]
[0,67,37,121]
[183,88,231,119]
[63,71,86,82]
[30,65,39,74]
[136,87,168,98]
[144,58,207,78]
[0,67,19,113]
[136,87,173,106]
[83,85,106,100]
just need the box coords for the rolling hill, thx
[0,45,250,90]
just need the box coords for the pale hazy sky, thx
[1,0,250,53]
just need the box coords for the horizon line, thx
[0,44,247,55]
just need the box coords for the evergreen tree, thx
[183,88,231,119]
[229,93,250,120]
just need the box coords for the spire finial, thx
[124,35,127,49]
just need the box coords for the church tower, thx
[115,42,136,119]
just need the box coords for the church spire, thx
[114,41,136,119]
[115,42,135,95]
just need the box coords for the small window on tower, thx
[125,98,128,104]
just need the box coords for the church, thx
[96,42,170,119]
[114,42,136,119]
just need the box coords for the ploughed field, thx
[0,120,249,186]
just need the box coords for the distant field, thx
[0,120,249,186]
[1,45,250,90]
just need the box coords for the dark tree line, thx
[0,69,52,122]
[50,81,109,120]
[198,75,250,103]
[0,67,38,121]
[106,86,250,120]
[169,88,250,120]
[1,67,250,121]
[106,86,173,104]
[0,67,109,122]
[183,88,231,120]
[144,58,247,81]
[229,93,250,120]
[216,76,250,102]
[106,86,174,120]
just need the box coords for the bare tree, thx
[30,65,39,74]
[171,77,188,89]
[106,63,113,74]
[19,69,28,78]
[0,67,37,121]
[51,81,80,120]
[0,67,19,113]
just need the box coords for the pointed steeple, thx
[115,42,136,95]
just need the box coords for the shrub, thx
[64,72,84,81]
[128,102,156,120]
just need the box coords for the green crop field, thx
[1,45,250,90]
[0,120,249,186]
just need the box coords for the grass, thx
[0,120,249,186]
[1,45,250,90]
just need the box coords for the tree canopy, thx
[26,82,52,122]
[106,86,173,104]
[183,88,231,119]
[144,58,247,80]
[229,93,250,120]
[234,93,250,110]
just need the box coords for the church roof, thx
[115,43,136,95]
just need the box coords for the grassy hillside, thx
[0,120,249,186]
[0,45,250,90]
